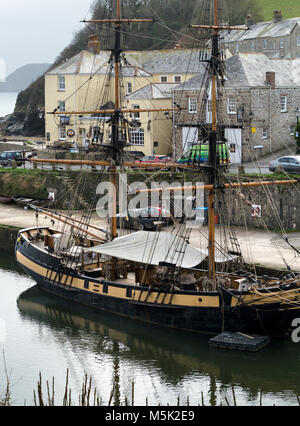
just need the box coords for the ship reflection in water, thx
[16,283,300,406]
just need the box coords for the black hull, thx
[15,237,299,337]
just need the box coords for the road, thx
[2,204,300,271]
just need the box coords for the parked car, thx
[0,151,24,167]
[135,155,174,164]
[269,156,300,173]
[116,207,173,231]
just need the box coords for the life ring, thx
[67,129,75,137]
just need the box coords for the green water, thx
[1,250,300,406]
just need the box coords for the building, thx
[173,53,300,163]
[223,11,300,60]
[45,36,204,155]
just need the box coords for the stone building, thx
[223,10,300,60]
[173,53,300,164]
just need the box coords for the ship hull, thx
[15,231,300,337]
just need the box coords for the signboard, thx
[251,205,261,217]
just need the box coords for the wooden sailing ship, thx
[15,0,300,336]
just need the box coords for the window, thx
[58,125,66,140]
[280,95,287,112]
[174,75,181,83]
[126,82,132,94]
[251,40,255,51]
[297,36,300,47]
[227,97,237,114]
[160,76,168,83]
[129,128,144,145]
[262,128,268,139]
[188,97,197,113]
[58,76,65,91]
[58,100,65,113]
[235,42,239,53]
[132,104,140,119]
[290,125,295,135]
[280,38,284,49]
[263,40,267,50]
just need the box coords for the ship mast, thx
[190,0,247,279]
[81,0,153,239]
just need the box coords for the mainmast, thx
[190,0,247,279]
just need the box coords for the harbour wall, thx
[0,169,298,232]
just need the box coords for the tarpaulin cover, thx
[85,231,236,268]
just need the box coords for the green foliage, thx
[256,0,300,21]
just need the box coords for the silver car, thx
[269,155,300,173]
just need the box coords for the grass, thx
[2,369,299,406]
[257,0,300,21]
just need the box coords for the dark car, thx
[0,151,24,167]
[269,155,300,173]
[116,207,173,231]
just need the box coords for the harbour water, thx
[1,250,300,406]
[0,92,18,117]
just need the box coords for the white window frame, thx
[160,76,168,83]
[280,38,284,49]
[262,128,268,139]
[290,125,295,135]
[58,100,65,113]
[280,95,287,112]
[174,75,181,83]
[126,82,132,95]
[227,97,237,114]
[132,104,140,119]
[188,97,197,114]
[129,128,144,145]
[58,125,66,140]
[58,76,65,91]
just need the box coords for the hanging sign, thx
[67,129,75,137]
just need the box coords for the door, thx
[182,127,198,152]
[225,128,242,164]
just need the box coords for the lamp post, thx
[295,108,300,153]
[296,107,300,124]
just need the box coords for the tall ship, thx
[15,0,300,336]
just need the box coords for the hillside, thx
[258,0,300,21]
[0,63,50,93]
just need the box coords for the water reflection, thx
[17,283,300,405]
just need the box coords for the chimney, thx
[245,14,255,28]
[265,72,275,89]
[273,10,282,23]
[88,35,100,54]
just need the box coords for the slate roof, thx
[47,49,205,76]
[173,53,300,90]
[125,83,179,100]
[222,17,300,43]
